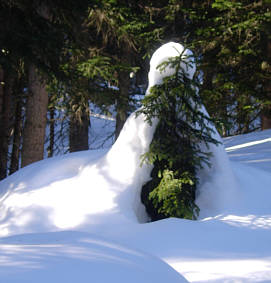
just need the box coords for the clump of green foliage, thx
[138,52,220,221]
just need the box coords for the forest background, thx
[0,0,270,180]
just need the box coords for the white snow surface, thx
[0,42,271,283]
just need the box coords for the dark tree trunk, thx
[21,64,48,167]
[48,108,55,157]
[261,113,271,130]
[10,97,23,174]
[0,70,13,179]
[0,67,6,179]
[0,68,3,114]
[261,41,271,130]
[69,111,90,153]
[115,53,132,141]
[115,89,129,141]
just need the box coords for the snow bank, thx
[225,128,271,172]
[0,42,205,236]
[0,231,188,283]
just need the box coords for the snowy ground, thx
[224,129,271,173]
[0,127,270,283]
[0,42,271,282]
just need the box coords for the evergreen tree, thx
[86,0,169,139]
[190,0,271,134]
[138,50,219,221]
[0,0,92,171]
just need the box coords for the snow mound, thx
[0,42,258,234]
[0,42,202,237]
[0,231,188,283]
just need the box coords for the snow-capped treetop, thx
[147,42,196,89]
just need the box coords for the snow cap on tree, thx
[147,42,196,88]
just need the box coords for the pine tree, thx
[190,0,271,134]
[0,0,92,170]
[138,51,219,221]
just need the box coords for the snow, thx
[0,42,271,282]
[224,129,271,173]
[0,231,187,283]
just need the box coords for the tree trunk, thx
[0,67,7,179]
[48,108,55,157]
[115,91,129,141]
[21,64,48,167]
[261,41,271,130]
[10,97,23,174]
[115,53,132,140]
[261,112,271,130]
[0,67,3,114]
[69,111,90,153]
[0,70,13,179]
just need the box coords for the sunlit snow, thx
[0,42,270,283]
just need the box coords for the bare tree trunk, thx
[261,112,271,130]
[0,68,3,114]
[21,64,48,167]
[0,67,6,179]
[115,85,129,141]
[47,108,55,157]
[261,41,271,130]
[115,52,132,141]
[69,111,90,152]
[10,97,23,174]
[0,70,13,179]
